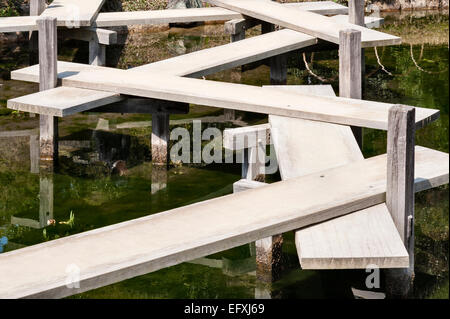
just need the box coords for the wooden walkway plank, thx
[40,0,106,27]
[59,67,439,130]
[0,1,347,32]
[205,0,400,48]
[10,63,439,129]
[133,29,317,76]
[7,87,122,117]
[0,146,447,298]
[266,85,407,269]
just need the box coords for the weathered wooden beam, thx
[339,29,363,149]
[205,0,401,48]
[37,17,58,164]
[89,40,106,66]
[11,63,440,130]
[224,124,271,151]
[40,0,106,27]
[0,146,447,299]
[348,0,366,103]
[91,98,189,114]
[62,27,118,45]
[385,105,416,298]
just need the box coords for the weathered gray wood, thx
[30,66,438,131]
[224,124,271,151]
[40,0,106,27]
[152,113,170,166]
[29,0,46,66]
[0,146,447,299]
[63,27,118,45]
[89,40,106,66]
[385,104,416,298]
[8,87,122,117]
[339,29,363,149]
[205,0,401,48]
[37,17,58,163]
[39,175,54,228]
[348,0,365,26]
[30,134,40,174]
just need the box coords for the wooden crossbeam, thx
[40,0,106,27]
[205,0,400,48]
[0,146,447,298]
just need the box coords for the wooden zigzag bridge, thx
[0,0,448,299]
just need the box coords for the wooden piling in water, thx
[37,17,58,165]
[385,105,416,298]
[348,0,366,95]
[29,0,46,66]
[339,29,363,149]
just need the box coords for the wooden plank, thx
[133,29,317,76]
[205,0,400,48]
[92,2,348,28]
[0,146,447,298]
[10,61,439,129]
[296,204,409,269]
[40,0,106,27]
[55,67,438,130]
[7,87,122,117]
[224,123,271,150]
[0,16,38,32]
[266,85,407,269]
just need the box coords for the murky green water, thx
[0,10,448,299]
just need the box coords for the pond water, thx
[0,10,448,299]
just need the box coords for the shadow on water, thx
[0,9,448,299]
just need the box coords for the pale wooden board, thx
[295,204,409,269]
[56,67,438,130]
[0,2,347,32]
[133,29,317,76]
[40,0,106,27]
[93,2,348,27]
[7,87,122,117]
[0,16,38,32]
[267,85,408,269]
[332,14,385,29]
[267,85,362,179]
[205,0,400,47]
[224,123,271,150]
[61,27,118,45]
[132,15,377,77]
[0,146,447,298]
[265,85,408,269]
[10,62,439,129]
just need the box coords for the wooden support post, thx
[339,29,363,149]
[28,0,46,118]
[29,0,46,66]
[151,113,170,166]
[37,17,58,166]
[348,0,366,95]
[89,40,106,66]
[385,105,416,298]
[270,54,287,85]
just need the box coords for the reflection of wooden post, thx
[151,165,168,195]
[339,29,363,149]
[38,17,59,166]
[39,174,54,228]
[30,134,39,174]
[151,113,170,166]
[385,105,415,298]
